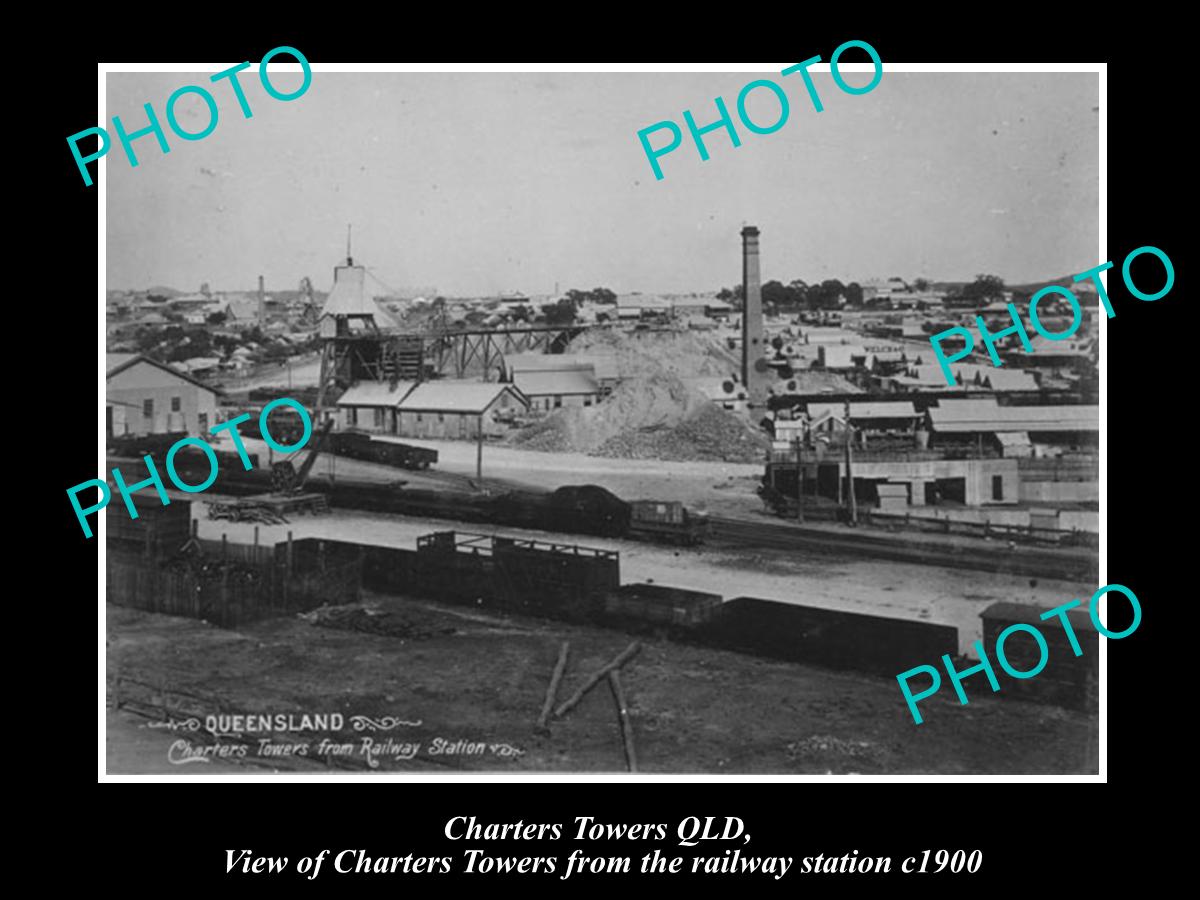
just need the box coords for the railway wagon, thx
[236,407,309,445]
[413,531,620,621]
[328,431,439,470]
[107,431,188,457]
[700,597,959,677]
[603,583,723,634]
[491,485,631,538]
[627,500,709,546]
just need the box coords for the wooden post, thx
[554,642,641,719]
[844,401,857,526]
[608,669,637,772]
[221,568,230,626]
[537,641,570,730]
[254,526,259,550]
[222,533,228,560]
[282,530,294,610]
[476,415,484,481]
[793,435,804,523]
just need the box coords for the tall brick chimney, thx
[741,226,766,404]
[257,274,266,325]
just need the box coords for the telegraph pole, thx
[844,400,857,525]
[476,415,484,481]
[793,434,804,522]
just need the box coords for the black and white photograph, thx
[98,64,1102,777]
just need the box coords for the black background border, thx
[35,14,1177,892]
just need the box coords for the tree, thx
[913,277,932,292]
[810,279,846,310]
[541,297,578,325]
[206,311,227,325]
[843,282,864,306]
[761,280,791,309]
[564,287,616,306]
[716,285,744,308]
[946,274,1006,309]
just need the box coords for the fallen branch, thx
[537,641,571,730]
[608,669,637,772]
[553,641,641,719]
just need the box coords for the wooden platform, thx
[207,493,330,524]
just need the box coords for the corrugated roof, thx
[505,353,587,372]
[106,353,220,395]
[513,369,599,396]
[106,352,138,376]
[928,399,1001,420]
[996,432,1032,447]
[398,380,528,413]
[808,401,919,420]
[506,352,618,378]
[320,263,398,326]
[903,364,963,386]
[982,370,1039,391]
[335,381,416,407]
[929,401,1098,433]
[616,293,670,309]
[179,356,221,371]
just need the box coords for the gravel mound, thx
[512,371,768,462]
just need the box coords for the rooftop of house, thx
[106,352,221,395]
[335,381,416,407]
[928,399,1099,433]
[511,369,600,396]
[807,401,920,420]
[400,380,529,413]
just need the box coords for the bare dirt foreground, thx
[106,595,1097,776]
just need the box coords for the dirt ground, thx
[235,433,769,519]
[105,597,1098,776]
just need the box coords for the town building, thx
[106,353,221,438]
[511,368,600,410]
[926,399,1099,457]
[503,352,617,399]
[336,379,529,439]
[806,401,923,446]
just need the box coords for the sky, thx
[105,69,1099,297]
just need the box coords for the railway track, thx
[708,515,1097,581]
[110,454,1096,581]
